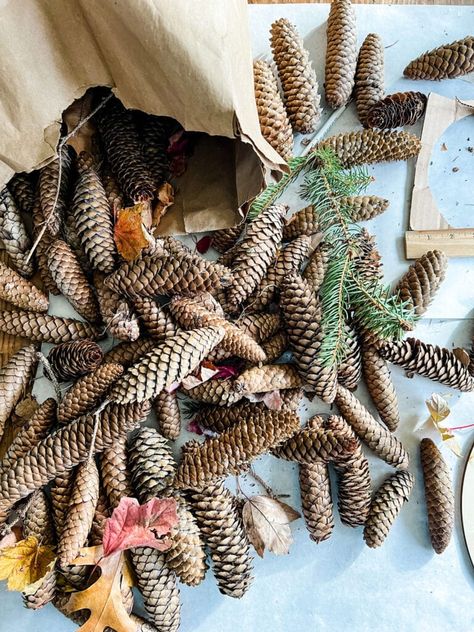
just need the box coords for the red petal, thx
[195,235,213,254]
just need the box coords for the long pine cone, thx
[31,196,59,293]
[211,224,244,254]
[355,33,384,127]
[47,340,103,382]
[0,310,101,343]
[261,331,288,362]
[0,345,38,441]
[337,325,362,391]
[341,195,389,222]
[404,36,474,80]
[0,260,48,312]
[135,112,172,187]
[180,378,243,407]
[94,272,140,341]
[367,92,427,129]
[103,338,156,368]
[134,298,179,340]
[394,250,447,317]
[302,243,329,293]
[273,422,357,464]
[234,363,302,394]
[0,187,33,277]
[7,173,35,215]
[282,206,318,241]
[100,437,133,508]
[237,312,281,343]
[154,390,181,441]
[128,427,176,502]
[325,0,357,108]
[38,145,73,236]
[362,344,400,431]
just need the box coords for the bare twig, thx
[87,399,110,462]
[37,352,62,402]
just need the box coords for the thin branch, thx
[37,352,62,402]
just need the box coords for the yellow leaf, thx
[425,393,451,424]
[0,536,56,592]
[152,182,174,227]
[114,203,151,261]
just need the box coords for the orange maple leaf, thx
[114,203,151,261]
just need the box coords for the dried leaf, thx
[0,536,56,591]
[425,393,451,424]
[152,182,174,226]
[181,366,219,390]
[0,527,21,550]
[114,203,152,261]
[420,393,462,457]
[195,235,212,254]
[187,419,204,436]
[102,497,178,557]
[241,496,300,558]
[262,390,283,411]
[66,545,136,632]
[168,130,192,177]
[14,396,39,420]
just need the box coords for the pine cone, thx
[2,398,57,469]
[212,225,244,254]
[175,409,300,489]
[362,344,400,431]
[72,151,116,274]
[0,260,48,312]
[57,363,123,424]
[187,481,253,598]
[63,210,91,274]
[404,36,474,80]
[94,272,140,341]
[101,164,124,212]
[134,298,179,340]
[380,337,474,392]
[48,240,100,323]
[273,421,357,464]
[31,196,59,294]
[237,313,281,343]
[316,130,421,167]
[270,18,321,132]
[0,310,101,344]
[100,438,133,508]
[128,427,176,502]
[253,60,293,160]
[282,206,318,241]
[420,438,454,554]
[95,96,155,202]
[180,378,243,407]
[38,146,73,235]
[58,459,99,566]
[50,471,74,538]
[364,470,414,548]
[280,274,337,402]
[89,488,110,545]
[103,337,156,368]
[234,363,302,395]
[326,416,371,527]
[340,195,389,222]
[153,390,181,441]
[335,385,409,469]
[302,243,329,293]
[135,112,173,186]
[355,33,384,126]
[337,325,362,391]
[355,228,383,282]
[226,204,286,310]
[47,340,103,382]
[0,402,150,520]
[367,92,427,129]
[394,250,447,317]
[261,332,288,362]
[0,187,33,277]
[7,173,35,215]
[130,547,181,632]
[325,0,358,109]
[165,497,207,586]
[0,345,37,441]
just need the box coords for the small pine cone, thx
[404,36,474,80]
[7,173,36,215]
[72,151,116,274]
[154,390,181,441]
[364,470,414,548]
[134,298,179,340]
[48,240,100,323]
[135,112,172,186]
[335,385,409,469]
[165,497,208,586]
[282,206,318,241]
[261,331,288,362]
[302,243,329,294]
[367,92,427,129]
[380,337,474,392]
[2,398,57,468]
[47,340,103,382]
[420,438,454,554]
[38,146,73,235]
[0,310,101,344]
[253,60,293,160]
[362,344,400,431]
[165,291,223,328]
[101,164,124,212]
[0,260,48,313]
[340,195,389,222]
[130,547,180,632]
[355,34,385,126]
[355,228,384,282]
[128,427,176,502]
[212,224,244,254]
[175,410,300,489]
[0,187,33,277]
[325,0,358,109]
[103,337,156,368]
[234,363,302,395]
[337,325,362,391]
[109,327,225,404]
[100,438,133,508]
[280,387,304,411]
[0,345,38,441]
[316,129,421,167]
[58,459,100,566]
[180,378,243,407]
[94,272,140,341]
[187,481,253,598]
[95,96,155,202]
[89,488,110,545]
[280,274,337,402]
[270,18,321,132]
[237,313,281,343]
[325,416,371,527]
[394,250,447,317]
[226,204,286,310]
[57,363,124,424]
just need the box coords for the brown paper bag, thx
[0,0,285,233]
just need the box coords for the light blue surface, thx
[1,4,474,632]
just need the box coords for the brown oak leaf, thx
[242,496,300,558]
[114,203,152,261]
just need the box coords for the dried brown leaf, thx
[153,182,174,227]
[114,203,152,261]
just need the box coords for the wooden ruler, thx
[405,229,474,259]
